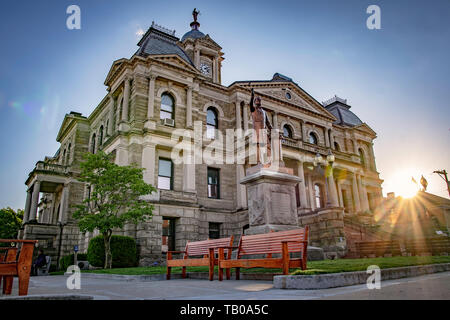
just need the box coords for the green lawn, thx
[50,255,450,276]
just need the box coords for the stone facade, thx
[20,16,383,266]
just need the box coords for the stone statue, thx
[241,89,272,164]
[192,8,200,22]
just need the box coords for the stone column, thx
[352,173,361,213]
[108,95,115,136]
[115,144,129,166]
[58,186,68,223]
[301,120,307,142]
[297,162,308,208]
[235,101,242,130]
[186,86,193,128]
[29,181,41,222]
[273,112,278,130]
[147,75,156,120]
[330,130,335,149]
[213,57,219,83]
[142,141,156,185]
[121,77,130,122]
[337,181,344,207]
[183,147,196,193]
[328,169,339,207]
[23,189,32,223]
[307,174,316,210]
[236,164,247,209]
[353,139,358,154]
[324,127,330,147]
[243,104,249,131]
[194,49,200,68]
[358,175,370,212]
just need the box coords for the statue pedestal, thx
[241,164,301,235]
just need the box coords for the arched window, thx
[334,141,340,151]
[359,148,365,167]
[314,184,324,209]
[160,93,174,120]
[206,107,218,139]
[91,133,96,153]
[283,125,293,138]
[309,132,318,145]
[99,126,104,146]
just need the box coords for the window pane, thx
[160,111,173,120]
[207,108,217,126]
[206,125,216,139]
[208,185,218,198]
[161,94,173,112]
[309,133,317,145]
[158,159,172,177]
[207,168,219,198]
[158,176,171,190]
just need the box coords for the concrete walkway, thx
[1,271,449,300]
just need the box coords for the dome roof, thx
[181,29,205,42]
[323,96,363,127]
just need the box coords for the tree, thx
[0,207,24,245]
[73,152,156,269]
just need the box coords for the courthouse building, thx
[20,13,383,264]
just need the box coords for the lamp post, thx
[313,149,335,207]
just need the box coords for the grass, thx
[49,255,450,276]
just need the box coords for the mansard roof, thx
[135,23,194,66]
[323,96,363,127]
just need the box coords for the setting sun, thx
[389,169,421,198]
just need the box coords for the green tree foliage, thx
[72,152,155,268]
[0,207,24,244]
[87,235,137,268]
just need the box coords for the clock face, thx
[200,63,211,76]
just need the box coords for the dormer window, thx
[283,125,293,138]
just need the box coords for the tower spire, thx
[190,8,200,30]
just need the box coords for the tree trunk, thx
[103,231,112,269]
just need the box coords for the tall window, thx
[209,222,221,239]
[160,93,174,120]
[283,125,293,138]
[158,158,173,190]
[91,134,96,153]
[359,148,365,167]
[309,132,318,145]
[99,126,104,146]
[314,184,323,208]
[207,167,220,199]
[206,107,218,139]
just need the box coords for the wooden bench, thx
[404,238,450,256]
[355,240,402,258]
[0,239,38,296]
[166,236,234,281]
[217,227,309,281]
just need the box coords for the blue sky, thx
[0,0,449,209]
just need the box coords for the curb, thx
[67,272,277,282]
[273,263,450,289]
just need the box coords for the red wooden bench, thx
[166,236,234,281]
[0,239,37,296]
[217,227,309,281]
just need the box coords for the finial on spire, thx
[190,8,200,30]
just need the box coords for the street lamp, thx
[313,149,335,207]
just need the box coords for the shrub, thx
[87,235,137,268]
[59,253,88,271]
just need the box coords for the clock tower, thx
[180,9,224,84]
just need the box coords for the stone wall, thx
[298,208,347,258]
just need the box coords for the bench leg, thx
[226,268,231,280]
[218,266,223,281]
[182,266,187,279]
[3,276,13,295]
[166,267,171,280]
[18,273,31,296]
[235,268,240,280]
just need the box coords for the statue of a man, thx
[242,89,272,164]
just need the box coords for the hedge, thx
[59,253,88,271]
[87,235,137,268]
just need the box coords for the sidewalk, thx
[1,271,449,300]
